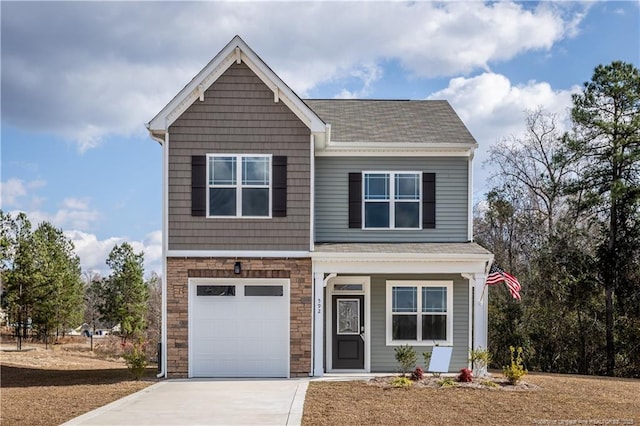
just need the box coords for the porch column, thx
[312,272,325,377]
[473,273,488,375]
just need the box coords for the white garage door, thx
[189,279,289,378]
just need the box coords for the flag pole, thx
[479,260,492,305]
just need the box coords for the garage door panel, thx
[190,281,289,378]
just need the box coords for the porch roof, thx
[313,242,491,256]
[311,242,493,274]
[312,243,492,274]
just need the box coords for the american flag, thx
[486,263,522,300]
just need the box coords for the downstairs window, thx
[386,280,453,346]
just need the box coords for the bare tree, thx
[487,108,575,233]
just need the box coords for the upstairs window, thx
[363,172,421,229]
[207,154,271,217]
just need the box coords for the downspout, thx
[309,133,315,376]
[158,130,168,378]
[467,148,475,242]
[147,126,167,379]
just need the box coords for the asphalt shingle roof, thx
[303,99,477,145]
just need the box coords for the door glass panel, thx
[333,284,363,291]
[197,285,235,296]
[244,285,283,296]
[337,299,360,335]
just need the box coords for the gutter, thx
[145,123,165,146]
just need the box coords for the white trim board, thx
[166,250,310,258]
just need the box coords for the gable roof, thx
[147,35,326,140]
[304,99,477,147]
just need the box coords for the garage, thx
[189,279,290,378]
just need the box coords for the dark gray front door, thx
[332,295,365,369]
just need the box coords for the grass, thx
[302,373,640,425]
[1,344,156,426]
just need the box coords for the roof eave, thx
[316,140,478,157]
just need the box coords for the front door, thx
[332,295,365,369]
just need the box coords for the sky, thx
[1,1,639,276]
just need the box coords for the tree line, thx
[476,61,640,378]
[0,211,159,349]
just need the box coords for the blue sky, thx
[1,1,638,275]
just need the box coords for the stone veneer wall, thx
[165,257,312,378]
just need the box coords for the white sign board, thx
[428,346,453,373]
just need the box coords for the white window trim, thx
[206,153,272,219]
[385,280,453,346]
[362,171,422,230]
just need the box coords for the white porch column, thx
[473,273,488,375]
[312,272,325,377]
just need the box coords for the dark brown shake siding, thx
[167,62,311,251]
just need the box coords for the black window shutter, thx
[423,173,436,229]
[348,173,362,228]
[272,156,287,217]
[191,155,207,217]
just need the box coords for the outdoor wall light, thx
[234,261,241,274]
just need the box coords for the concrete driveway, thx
[62,378,309,426]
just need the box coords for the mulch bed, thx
[368,374,539,390]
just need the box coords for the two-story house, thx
[147,36,493,379]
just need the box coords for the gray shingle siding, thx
[368,274,469,373]
[315,157,469,242]
[167,62,311,251]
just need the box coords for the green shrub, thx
[437,377,456,388]
[423,351,432,369]
[502,346,527,385]
[481,380,499,388]
[122,340,148,380]
[390,376,413,388]
[394,345,417,376]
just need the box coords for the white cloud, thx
[10,195,100,231]
[1,178,27,207]
[1,1,588,151]
[334,63,383,99]
[1,178,47,209]
[62,197,90,211]
[428,72,581,196]
[65,229,162,276]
